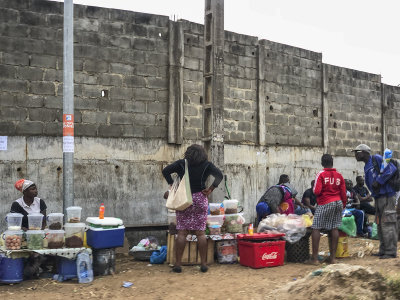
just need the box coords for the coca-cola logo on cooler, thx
[262,252,278,260]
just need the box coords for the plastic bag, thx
[257,213,307,243]
[150,246,167,264]
[302,214,313,227]
[216,240,237,264]
[371,223,379,240]
[166,160,193,211]
[130,236,160,252]
[339,215,356,237]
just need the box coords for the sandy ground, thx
[1,237,400,300]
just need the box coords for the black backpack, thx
[371,156,400,191]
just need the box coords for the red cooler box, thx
[237,233,285,269]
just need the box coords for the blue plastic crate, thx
[56,257,77,281]
[87,226,125,249]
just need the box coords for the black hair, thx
[321,154,333,168]
[356,175,363,181]
[184,144,208,166]
[278,174,289,185]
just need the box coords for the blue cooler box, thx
[86,226,125,249]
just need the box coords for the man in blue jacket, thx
[352,144,398,259]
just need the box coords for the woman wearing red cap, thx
[10,179,47,230]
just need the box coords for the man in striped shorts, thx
[309,154,347,265]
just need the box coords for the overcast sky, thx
[53,0,399,86]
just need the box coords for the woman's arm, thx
[162,160,183,185]
[40,199,47,229]
[207,162,224,188]
[202,162,224,196]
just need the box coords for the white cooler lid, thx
[86,217,123,226]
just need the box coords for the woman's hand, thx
[202,186,215,196]
[164,185,173,199]
[163,190,170,199]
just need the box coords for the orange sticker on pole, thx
[63,114,74,136]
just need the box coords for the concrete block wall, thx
[325,64,382,155]
[181,20,204,140]
[261,40,323,147]
[0,0,170,139]
[1,0,400,230]
[385,84,400,157]
[223,31,258,144]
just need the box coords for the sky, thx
[52,0,400,86]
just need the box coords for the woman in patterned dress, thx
[162,144,223,273]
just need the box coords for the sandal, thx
[172,266,182,273]
[200,265,208,273]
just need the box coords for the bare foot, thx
[305,259,320,266]
[327,258,336,264]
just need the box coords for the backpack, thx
[371,156,400,191]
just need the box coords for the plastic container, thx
[0,256,24,283]
[224,213,245,233]
[27,213,44,230]
[76,251,93,283]
[47,213,64,230]
[208,224,221,235]
[237,233,285,268]
[336,231,349,258]
[223,199,239,214]
[216,240,238,263]
[26,230,44,250]
[86,217,123,229]
[5,213,23,231]
[64,223,86,248]
[207,215,225,226]
[93,248,116,276]
[209,203,222,215]
[46,230,65,249]
[66,206,82,223]
[3,230,23,250]
[86,226,125,249]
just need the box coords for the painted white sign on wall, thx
[0,136,7,151]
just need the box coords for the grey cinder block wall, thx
[1,0,400,232]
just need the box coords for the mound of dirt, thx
[268,263,393,300]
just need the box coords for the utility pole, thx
[63,0,74,214]
[203,0,225,202]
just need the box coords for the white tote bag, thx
[166,159,193,211]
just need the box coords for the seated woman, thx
[256,182,297,223]
[10,179,47,230]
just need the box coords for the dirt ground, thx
[2,237,400,300]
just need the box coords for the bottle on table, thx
[248,223,254,235]
[99,203,105,219]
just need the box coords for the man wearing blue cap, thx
[353,144,398,259]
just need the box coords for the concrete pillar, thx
[381,82,387,151]
[257,43,266,146]
[168,20,184,144]
[203,0,225,202]
[322,63,329,152]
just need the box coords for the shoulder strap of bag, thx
[372,155,380,173]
